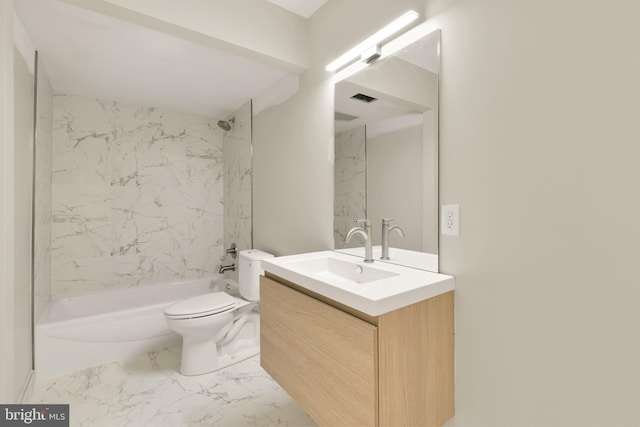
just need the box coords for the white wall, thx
[422,108,437,254]
[1,5,35,402]
[253,79,335,254]
[0,0,16,403]
[431,0,640,425]
[367,125,423,250]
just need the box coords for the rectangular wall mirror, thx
[333,28,440,272]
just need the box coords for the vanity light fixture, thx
[331,21,439,84]
[360,45,381,64]
[325,10,419,72]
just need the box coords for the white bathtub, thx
[35,276,236,380]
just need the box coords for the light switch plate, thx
[441,205,459,236]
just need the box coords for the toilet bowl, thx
[164,249,274,376]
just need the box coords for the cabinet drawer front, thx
[261,276,378,427]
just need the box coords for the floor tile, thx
[25,348,317,427]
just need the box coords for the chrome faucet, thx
[345,219,374,263]
[218,263,235,274]
[381,218,405,260]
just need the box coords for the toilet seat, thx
[165,292,236,320]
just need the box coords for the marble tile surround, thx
[334,126,366,249]
[223,101,252,273]
[33,57,54,322]
[24,349,317,427]
[52,94,226,298]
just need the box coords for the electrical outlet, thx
[441,205,459,236]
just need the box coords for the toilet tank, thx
[238,249,274,301]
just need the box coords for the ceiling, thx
[266,0,328,18]
[14,0,324,118]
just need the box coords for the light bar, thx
[325,10,419,72]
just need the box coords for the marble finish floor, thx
[24,348,317,427]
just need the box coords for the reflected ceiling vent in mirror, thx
[335,112,359,121]
[351,93,378,103]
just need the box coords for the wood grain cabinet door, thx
[260,276,378,427]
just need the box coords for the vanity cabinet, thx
[260,273,454,427]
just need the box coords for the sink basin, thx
[285,256,399,285]
[262,251,455,316]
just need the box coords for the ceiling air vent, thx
[351,93,378,103]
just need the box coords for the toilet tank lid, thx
[240,249,274,260]
[164,292,236,318]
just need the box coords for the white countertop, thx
[261,250,455,316]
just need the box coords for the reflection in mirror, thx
[333,28,440,272]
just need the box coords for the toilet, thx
[164,249,274,376]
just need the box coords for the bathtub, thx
[35,276,236,380]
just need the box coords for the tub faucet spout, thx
[218,263,235,274]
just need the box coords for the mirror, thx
[333,28,440,272]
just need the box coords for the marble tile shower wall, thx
[33,58,53,321]
[334,126,366,249]
[223,100,252,259]
[51,94,225,298]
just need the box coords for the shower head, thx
[217,117,235,131]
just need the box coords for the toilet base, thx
[178,310,260,376]
[217,345,260,372]
[179,342,260,376]
[180,336,218,376]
